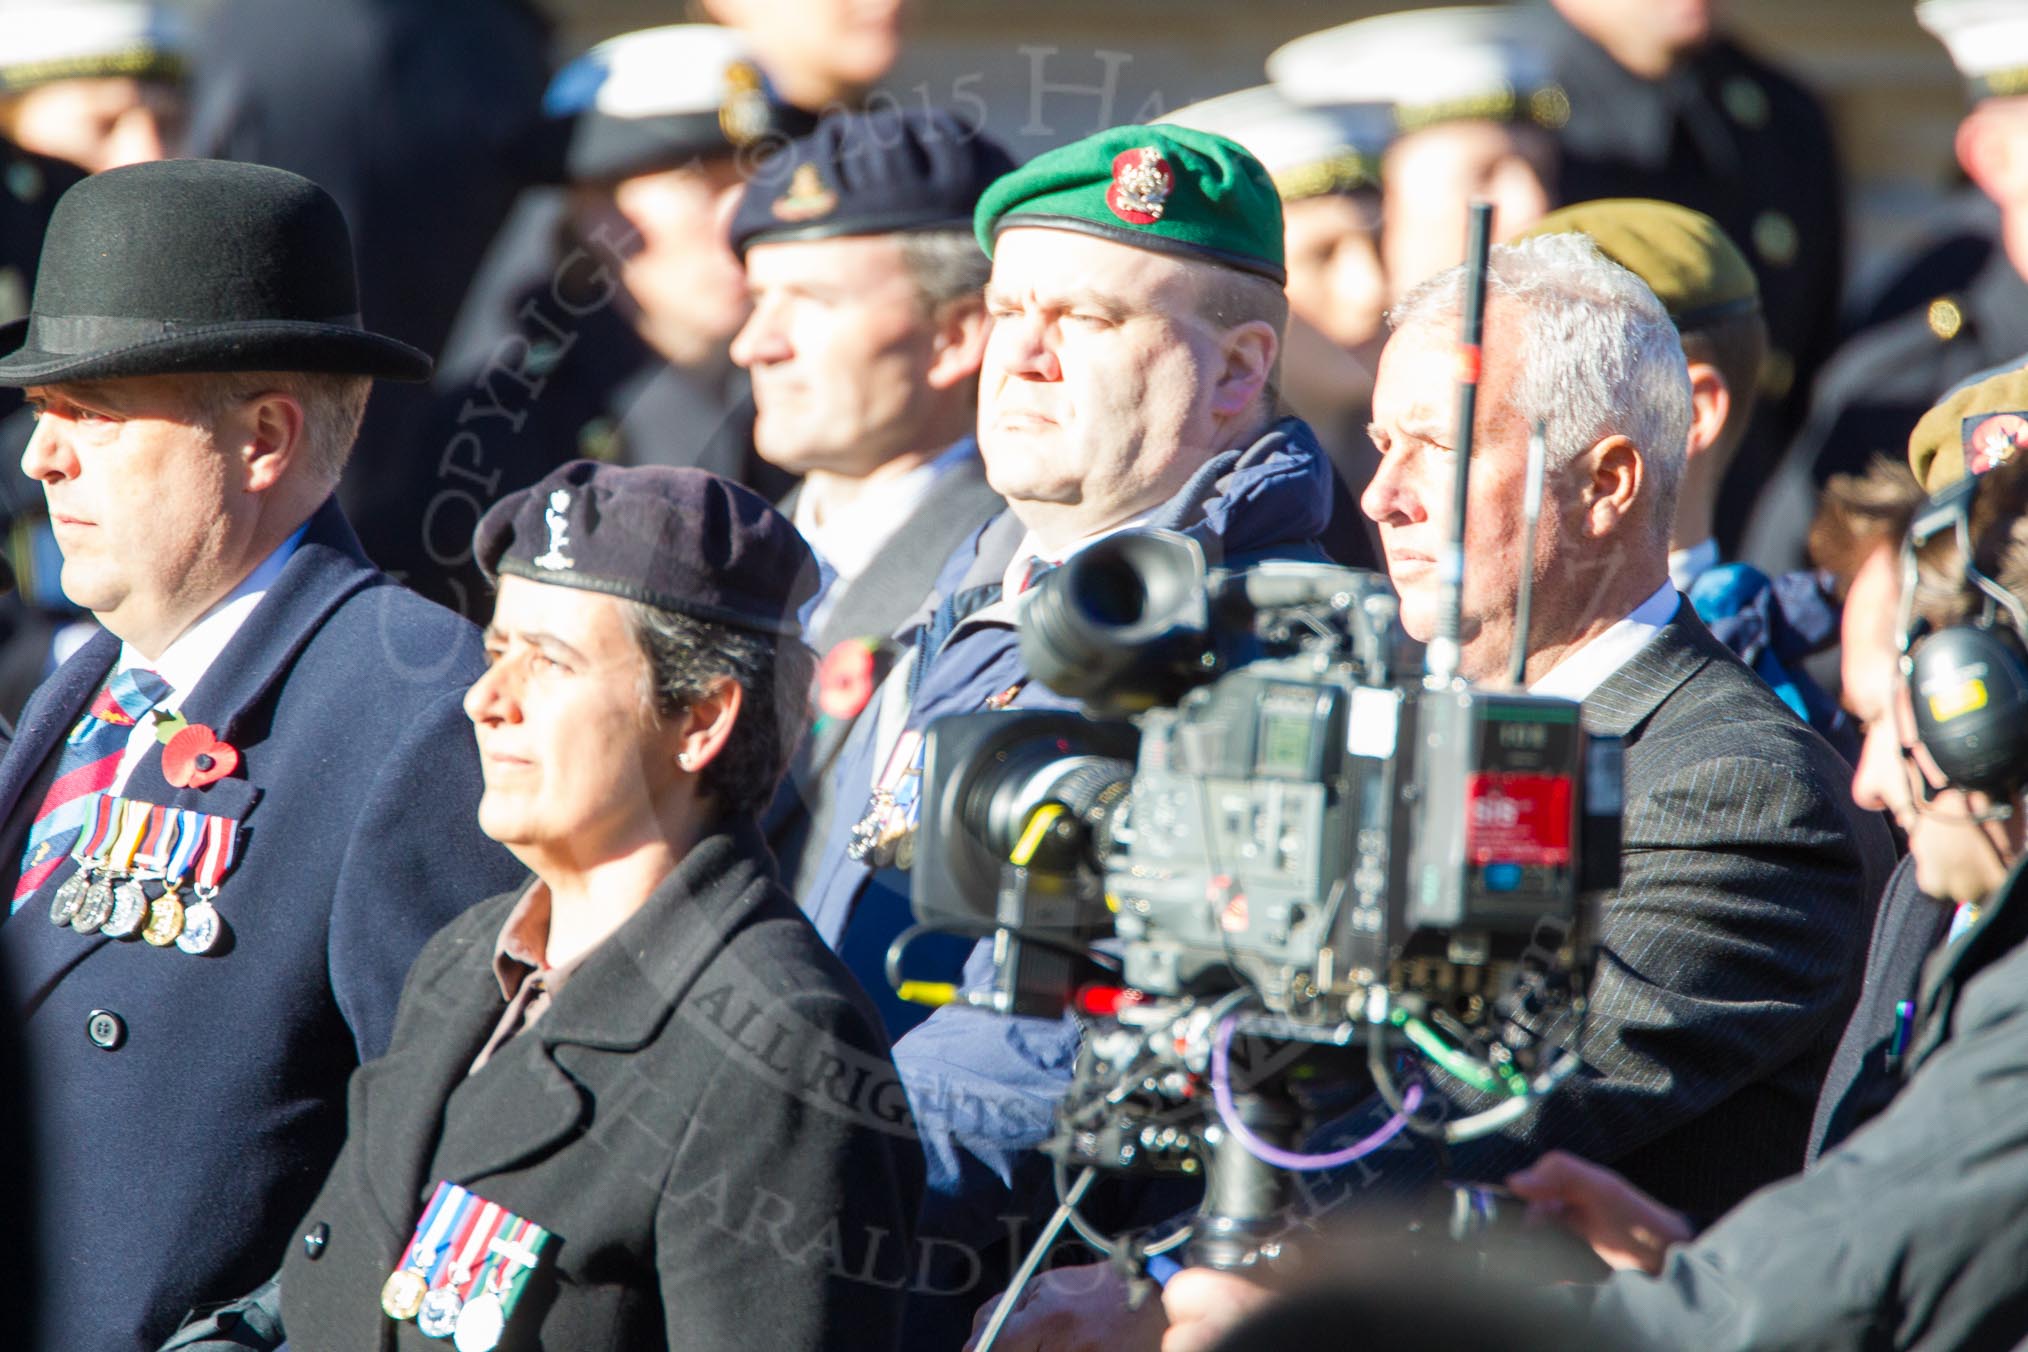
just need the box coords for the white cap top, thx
[1163,86,1392,198]
[1917,0,2028,95]
[545,23,760,121]
[0,2,186,91]
[1268,6,1564,133]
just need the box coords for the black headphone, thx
[1898,471,2028,799]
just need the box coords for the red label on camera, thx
[1465,772,1572,867]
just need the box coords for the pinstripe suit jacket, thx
[1420,599,1896,1219]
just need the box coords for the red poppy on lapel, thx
[163,725,240,789]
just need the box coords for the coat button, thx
[303,1222,330,1260]
[85,1009,125,1051]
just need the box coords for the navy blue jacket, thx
[795,416,1337,1342]
[0,500,527,1352]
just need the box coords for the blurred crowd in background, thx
[0,0,2014,718]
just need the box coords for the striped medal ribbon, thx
[453,1214,553,1352]
[102,801,161,939]
[419,1197,502,1339]
[49,795,120,928]
[382,1182,469,1322]
[174,812,240,956]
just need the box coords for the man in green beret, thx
[791,122,1341,1348]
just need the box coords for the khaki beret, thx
[1517,198,1759,330]
[1909,366,2028,493]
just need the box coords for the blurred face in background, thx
[0,77,182,173]
[1381,122,1554,301]
[1551,0,1716,77]
[735,233,953,476]
[1282,190,1388,356]
[575,157,752,365]
[700,0,907,109]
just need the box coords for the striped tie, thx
[11,667,172,911]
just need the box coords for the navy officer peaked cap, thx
[730,105,1015,257]
[476,461,819,639]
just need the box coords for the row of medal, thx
[48,794,239,955]
[382,1180,554,1351]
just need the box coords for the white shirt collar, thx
[118,525,308,699]
[795,440,974,586]
[1527,580,1680,703]
[1668,537,1720,592]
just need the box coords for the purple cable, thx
[1210,1014,1422,1172]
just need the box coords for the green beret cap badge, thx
[1108,147,1175,224]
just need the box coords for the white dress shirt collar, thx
[795,440,974,586]
[1527,580,1681,703]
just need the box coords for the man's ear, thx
[1685,361,1731,462]
[1210,321,1278,419]
[926,297,992,391]
[1578,434,1644,537]
[673,676,743,777]
[238,391,309,494]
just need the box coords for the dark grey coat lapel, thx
[1581,596,1713,739]
[358,821,785,1236]
[811,450,1004,655]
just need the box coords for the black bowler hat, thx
[475,461,819,639]
[729,106,1014,258]
[0,159,431,387]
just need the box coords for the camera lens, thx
[1019,529,1213,705]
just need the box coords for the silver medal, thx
[452,1292,506,1352]
[173,899,222,955]
[103,880,151,939]
[71,876,116,934]
[416,1287,464,1339]
[49,870,88,927]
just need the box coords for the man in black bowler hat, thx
[0,158,525,1352]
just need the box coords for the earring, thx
[678,753,695,771]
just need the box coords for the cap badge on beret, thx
[1964,412,2028,477]
[772,162,839,223]
[535,490,576,571]
[1107,148,1174,225]
[719,60,771,146]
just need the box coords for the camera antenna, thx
[1427,200,1495,686]
[1507,420,1548,689]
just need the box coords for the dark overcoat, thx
[1590,855,2028,1349]
[278,818,924,1351]
[0,499,526,1352]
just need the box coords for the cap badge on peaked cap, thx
[1963,412,2028,477]
[718,59,771,146]
[771,162,839,223]
[1106,148,1174,225]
